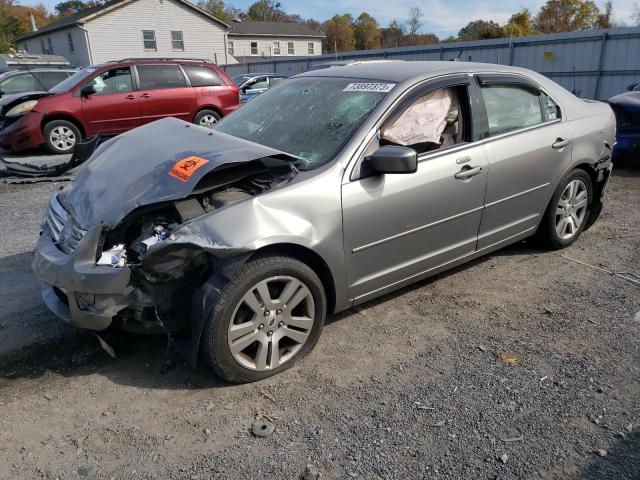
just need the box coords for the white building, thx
[227,21,324,63]
[15,0,234,66]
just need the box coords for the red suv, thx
[0,58,239,154]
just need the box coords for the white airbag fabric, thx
[383,88,452,146]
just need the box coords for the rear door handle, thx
[552,138,570,149]
[455,166,483,180]
[141,93,151,99]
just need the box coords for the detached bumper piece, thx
[0,134,101,183]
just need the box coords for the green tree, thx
[196,0,238,22]
[322,14,355,53]
[505,8,533,37]
[54,0,88,16]
[246,0,283,21]
[534,0,600,33]
[354,12,380,50]
[380,20,404,48]
[458,20,505,40]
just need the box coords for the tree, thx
[196,0,240,22]
[354,12,380,50]
[304,18,323,32]
[505,9,533,37]
[405,7,423,36]
[595,0,613,28]
[54,0,88,16]
[534,0,600,34]
[322,14,355,53]
[403,32,439,46]
[246,0,283,21]
[634,3,640,25]
[0,0,55,53]
[458,20,505,40]
[380,20,404,48]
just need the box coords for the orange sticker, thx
[168,156,209,182]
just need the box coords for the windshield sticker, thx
[343,83,395,93]
[169,156,209,182]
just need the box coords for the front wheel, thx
[201,255,326,383]
[43,119,81,154]
[193,109,220,129]
[538,169,593,249]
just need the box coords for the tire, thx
[193,109,221,129]
[43,119,81,155]
[201,255,326,383]
[538,169,593,250]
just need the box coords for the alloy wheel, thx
[199,114,218,129]
[49,126,76,151]
[227,275,315,371]
[555,179,588,240]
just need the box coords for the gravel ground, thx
[0,167,638,480]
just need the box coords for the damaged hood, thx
[0,91,50,116]
[608,92,640,112]
[60,117,297,227]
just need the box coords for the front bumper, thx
[32,226,134,330]
[0,111,46,152]
[613,132,640,159]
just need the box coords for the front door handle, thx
[552,138,571,149]
[126,94,135,100]
[141,93,151,99]
[455,166,483,180]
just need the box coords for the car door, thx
[342,78,489,302]
[473,75,573,249]
[241,76,269,102]
[135,64,196,124]
[80,66,141,136]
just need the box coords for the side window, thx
[541,93,561,121]
[40,71,71,90]
[245,76,268,90]
[182,65,223,87]
[381,86,466,154]
[137,64,187,90]
[1,74,36,94]
[269,77,285,87]
[480,84,543,136]
[86,67,133,95]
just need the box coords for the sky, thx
[20,0,640,37]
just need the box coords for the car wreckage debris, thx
[0,134,101,182]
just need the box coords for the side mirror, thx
[81,85,96,97]
[364,146,418,175]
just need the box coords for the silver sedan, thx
[33,61,616,383]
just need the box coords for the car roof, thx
[298,60,533,83]
[95,58,217,68]
[0,68,77,77]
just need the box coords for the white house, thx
[15,0,236,66]
[227,21,324,63]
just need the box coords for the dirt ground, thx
[0,167,638,480]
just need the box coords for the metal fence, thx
[222,26,640,100]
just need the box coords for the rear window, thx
[182,65,223,87]
[137,64,186,90]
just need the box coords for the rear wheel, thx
[201,255,326,383]
[538,169,593,249]
[43,119,81,155]
[193,109,220,129]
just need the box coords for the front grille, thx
[45,193,87,254]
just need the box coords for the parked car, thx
[0,68,78,98]
[0,58,239,154]
[608,89,640,161]
[33,61,614,383]
[626,81,639,92]
[232,73,287,102]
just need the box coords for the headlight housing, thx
[5,100,38,117]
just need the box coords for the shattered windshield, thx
[214,77,393,170]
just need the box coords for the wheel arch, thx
[41,113,86,138]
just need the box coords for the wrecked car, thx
[608,89,640,161]
[33,61,615,383]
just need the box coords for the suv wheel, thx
[43,120,81,155]
[538,169,593,249]
[194,109,221,129]
[201,255,326,383]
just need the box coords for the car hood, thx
[59,117,298,227]
[608,92,640,112]
[0,90,50,116]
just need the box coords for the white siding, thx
[228,36,322,59]
[85,0,231,64]
[17,26,91,67]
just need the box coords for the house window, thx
[307,42,314,54]
[171,31,184,51]
[142,30,157,51]
[250,41,258,55]
[47,37,53,54]
[67,32,74,53]
[287,41,294,55]
[227,40,234,55]
[40,39,46,54]
[273,41,280,55]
